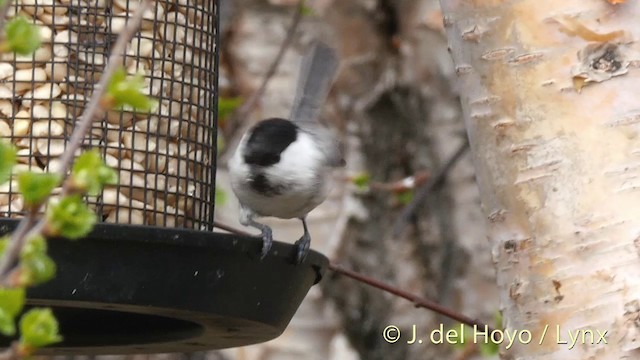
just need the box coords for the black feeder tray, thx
[0,220,328,354]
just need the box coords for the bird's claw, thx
[294,233,311,264]
[260,227,273,259]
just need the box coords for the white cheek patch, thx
[264,132,323,190]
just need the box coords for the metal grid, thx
[0,0,218,230]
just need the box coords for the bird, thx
[228,40,342,263]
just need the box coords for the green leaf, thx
[217,96,242,121]
[396,190,414,205]
[0,141,17,185]
[5,17,42,55]
[0,288,25,336]
[17,172,61,207]
[72,150,118,196]
[301,5,314,16]
[19,236,56,286]
[46,195,96,240]
[217,132,226,153]
[352,172,370,191]
[19,308,62,349]
[478,337,500,356]
[299,0,313,16]
[105,68,156,112]
[0,237,7,257]
[215,188,226,206]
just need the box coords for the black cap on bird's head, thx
[243,118,298,167]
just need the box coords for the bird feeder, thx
[0,0,327,354]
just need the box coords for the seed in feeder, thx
[110,15,128,34]
[32,120,64,137]
[0,101,15,117]
[103,154,119,168]
[20,0,45,16]
[106,208,145,225]
[0,63,14,80]
[44,158,61,172]
[0,86,13,100]
[36,138,67,157]
[11,68,48,95]
[105,141,121,156]
[141,3,165,30]
[14,46,53,68]
[50,101,67,120]
[77,51,105,65]
[119,169,146,189]
[37,12,70,29]
[122,129,157,154]
[13,118,31,137]
[22,83,62,108]
[0,183,10,206]
[0,120,9,136]
[44,57,68,82]
[12,163,43,174]
[16,148,37,165]
[53,30,77,57]
[129,37,154,58]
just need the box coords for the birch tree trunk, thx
[440,0,640,358]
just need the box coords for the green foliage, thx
[17,172,60,207]
[19,308,62,349]
[395,190,414,205]
[478,312,502,356]
[72,150,118,196]
[215,188,226,206]
[478,337,500,356]
[5,17,41,55]
[351,172,370,191]
[105,68,156,112]
[218,96,242,121]
[301,4,314,16]
[217,132,226,153]
[19,236,56,286]
[46,195,96,240]
[0,288,25,336]
[0,141,16,185]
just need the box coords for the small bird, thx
[229,41,342,263]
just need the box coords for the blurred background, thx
[210,0,498,359]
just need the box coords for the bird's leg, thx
[294,217,311,264]
[240,208,273,259]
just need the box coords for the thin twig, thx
[0,343,18,360]
[233,0,304,119]
[0,0,152,281]
[329,263,492,331]
[391,139,469,237]
[212,220,491,330]
[0,0,13,35]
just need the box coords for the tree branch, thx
[392,139,469,236]
[213,220,492,331]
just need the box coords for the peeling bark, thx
[440,0,640,358]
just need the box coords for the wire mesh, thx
[0,0,219,230]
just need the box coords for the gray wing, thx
[290,41,339,123]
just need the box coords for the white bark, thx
[440,0,640,358]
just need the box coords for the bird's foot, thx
[260,227,273,259]
[294,232,311,264]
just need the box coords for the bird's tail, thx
[290,41,339,123]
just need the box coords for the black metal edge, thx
[0,219,330,284]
